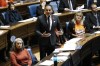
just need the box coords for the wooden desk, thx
[0,30,8,50]
[34,33,100,66]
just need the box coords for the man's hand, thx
[42,31,51,37]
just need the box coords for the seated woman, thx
[5,2,23,25]
[68,12,85,39]
[10,38,32,66]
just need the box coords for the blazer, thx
[36,14,62,46]
[58,0,76,12]
[36,5,44,17]
[68,20,85,39]
[84,0,100,9]
[97,0,100,7]
[5,9,23,25]
[84,0,93,9]
[84,12,100,33]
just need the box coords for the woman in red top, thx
[10,38,32,66]
[0,0,13,7]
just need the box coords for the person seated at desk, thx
[84,0,100,9]
[36,4,63,60]
[4,2,23,25]
[0,0,13,7]
[36,0,47,16]
[84,3,100,33]
[10,38,32,66]
[68,12,85,39]
[58,0,77,13]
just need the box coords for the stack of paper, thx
[61,38,82,51]
[94,31,100,34]
[39,60,53,66]
[57,52,70,56]
[0,25,10,29]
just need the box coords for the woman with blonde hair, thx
[10,38,32,66]
[68,12,85,39]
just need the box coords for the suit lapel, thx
[43,15,48,29]
[51,15,55,30]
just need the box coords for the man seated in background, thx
[84,3,100,33]
[4,2,23,25]
[58,0,77,12]
[84,0,100,9]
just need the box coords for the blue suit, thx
[5,9,23,25]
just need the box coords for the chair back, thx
[50,1,59,13]
[27,47,38,65]
[28,4,39,17]
[1,12,6,20]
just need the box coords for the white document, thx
[57,52,70,56]
[39,60,53,66]
[97,7,100,8]
[70,10,81,12]
[53,13,62,15]
[0,25,10,29]
[79,5,84,9]
[94,31,100,34]
[60,38,82,51]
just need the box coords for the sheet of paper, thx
[70,10,81,12]
[53,13,62,15]
[57,52,70,56]
[39,60,53,66]
[18,17,37,22]
[97,7,100,8]
[94,31,100,34]
[0,25,10,29]
[60,38,82,51]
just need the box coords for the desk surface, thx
[0,30,8,50]
[34,33,100,66]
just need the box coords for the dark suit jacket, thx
[5,9,23,25]
[58,0,76,12]
[84,12,100,33]
[36,5,44,17]
[36,14,62,46]
[84,0,100,9]
[84,0,93,9]
[97,0,100,7]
